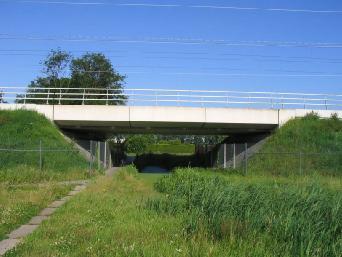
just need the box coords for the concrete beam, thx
[1,104,341,137]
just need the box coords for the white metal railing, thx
[0,86,342,110]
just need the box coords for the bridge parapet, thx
[1,87,341,110]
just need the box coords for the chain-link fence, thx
[0,140,112,172]
[212,143,342,176]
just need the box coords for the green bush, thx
[124,135,154,154]
[148,169,342,257]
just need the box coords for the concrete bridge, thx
[1,104,341,139]
[0,87,341,138]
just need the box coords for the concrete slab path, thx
[0,181,88,256]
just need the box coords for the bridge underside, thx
[58,121,277,139]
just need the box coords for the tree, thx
[70,53,126,105]
[16,49,72,104]
[124,135,155,155]
[16,49,126,105]
[0,91,6,103]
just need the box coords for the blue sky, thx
[0,0,342,93]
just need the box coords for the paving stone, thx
[60,195,72,201]
[28,216,49,225]
[74,185,86,191]
[39,208,56,216]
[8,225,38,239]
[49,200,65,208]
[0,239,20,255]
[68,190,80,196]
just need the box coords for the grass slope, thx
[250,114,342,176]
[0,110,89,181]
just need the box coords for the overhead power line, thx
[4,66,342,77]
[122,71,342,77]
[2,1,342,14]
[0,34,341,48]
[0,49,342,63]
[1,52,341,64]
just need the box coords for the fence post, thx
[98,142,101,170]
[244,143,248,175]
[299,151,302,175]
[223,144,227,169]
[89,140,93,173]
[104,141,107,169]
[39,140,42,171]
[233,143,236,169]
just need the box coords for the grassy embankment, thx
[0,110,90,183]
[0,110,90,240]
[249,113,342,176]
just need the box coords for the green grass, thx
[4,167,292,257]
[148,168,342,257]
[249,114,342,176]
[0,183,71,240]
[146,143,195,155]
[0,110,90,182]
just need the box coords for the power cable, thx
[0,34,341,48]
[2,1,342,14]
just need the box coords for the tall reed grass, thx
[147,169,342,257]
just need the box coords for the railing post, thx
[325,97,328,110]
[106,89,109,105]
[58,89,62,105]
[82,89,85,105]
[46,89,50,104]
[24,93,27,104]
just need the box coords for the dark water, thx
[140,166,170,174]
